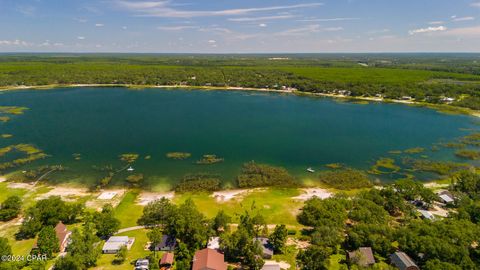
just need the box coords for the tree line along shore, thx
[0,54,480,112]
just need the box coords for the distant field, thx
[280,66,480,84]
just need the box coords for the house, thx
[152,235,176,251]
[102,236,135,254]
[254,237,274,259]
[390,251,419,270]
[347,247,376,267]
[160,252,174,269]
[192,248,227,270]
[32,222,72,253]
[261,262,281,270]
[418,209,434,220]
[207,237,220,250]
[135,259,149,270]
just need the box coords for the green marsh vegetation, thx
[369,158,401,175]
[1,134,13,139]
[404,147,425,154]
[0,144,48,171]
[166,152,191,160]
[174,173,221,193]
[456,149,480,160]
[237,161,298,188]
[119,153,139,163]
[317,168,373,190]
[195,154,224,164]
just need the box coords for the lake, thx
[0,87,478,189]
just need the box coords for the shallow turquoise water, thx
[0,87,478,188]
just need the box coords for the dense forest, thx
[1,53,480,110]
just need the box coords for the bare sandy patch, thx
[7,182,35,189]
[424,182,449,189]
[211,189,256,202]
[293,188,332,201]
[287,237,310,250]
[0,176,6,183]
[137,192,175,205]
[37,186,90,201]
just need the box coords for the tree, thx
[297,245,331,270]
[164,198,209,251]
[0,237,11,257]
[147,227,163,255]
[213,210,231,234]
[137,197,176,227]
[94,204,120,239]
[16,196,84,240]
[268,225,288,253]
[454,170,480,199]
[54,255,83,270]
[0,196,21,222]
[175,242,194,270]
[36,226,59,258]
[55,222,100,269]
[113,246,127,265]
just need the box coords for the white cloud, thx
[228,15,294,22]
[259,23,267,28]
[95,23,105,27]
[0,39,29,46]
[208,40,217,43]
[472,2,480,8]
[275,24,344,36]
[452,16,475,22]
[122,26,128,30]
[115,1,323,18]
[324,27,344,32]
[77,36,86,40]
[276,25,319,36]
[428,21,444,25]
[298,17,359,22]
[408,26,447,35]
[157,25,199,31]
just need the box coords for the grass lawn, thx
[94,229,152,270]
[114,191,144,228]
[174,188,303,226]
[0,182,28,202]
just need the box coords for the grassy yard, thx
[94,229,152,270]
[113,191,144,228]
[174,188,303,226]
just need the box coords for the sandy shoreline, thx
[1,83,478,117]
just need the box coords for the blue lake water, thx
[0,87,478,189]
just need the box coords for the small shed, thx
[390,251,419,270]
[418,209,434,220]
[347,247,376,267]
[153,235,176,251]
[160,252,174,267]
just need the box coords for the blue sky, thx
[0,0,479,53]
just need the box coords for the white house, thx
[102,236,135,254]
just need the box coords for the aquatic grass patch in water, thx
[166,152,191,160]
[318,168,373,190]
[455,150,480,160]
[369,158,401,175]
